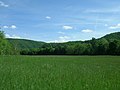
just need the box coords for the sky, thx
[1,0,120,42]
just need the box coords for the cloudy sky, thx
[1,0,120,42]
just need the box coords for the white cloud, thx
[49,36,70,43]
[5,34,21,39]
[109,23,120,29]
[3,26,9,29]
[58,31,65,34]
[45,16,51,19]
[10,25,17,29]
[104,24,108,27]
[3,25,17,29]
[81,29,93,33]
[12,35,21,39]
[84,8,120,14]
[59,36,70,40]
[0,1,9,7]
[58,36,70,42]
[63,25,73,30]
[5,34,10,38]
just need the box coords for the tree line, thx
[0,30,120,55]
[20,38,120,55]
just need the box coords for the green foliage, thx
[96,38,109,55]
[7,38,45,50]
[101,32,120,41]
[0,31,10,55]
[7,32,120,55]
[108,40,120,55]
[0,31,5,39]
[0,56,120,90]
[0,31,19,55]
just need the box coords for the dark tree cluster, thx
[20,38,120,55]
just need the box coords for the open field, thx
[0,56,120,90]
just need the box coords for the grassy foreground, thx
[0,56,120,90]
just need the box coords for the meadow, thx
[0,56,120,90]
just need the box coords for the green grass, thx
[0,56,120,90]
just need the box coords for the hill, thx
[6,32,120,55]
[7,32,120,48]
[66,32,120,44]
[101,32,120,41]
[7,38,45,50]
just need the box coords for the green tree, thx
[74,43,86,55]
[97,38,109,55]
[83,43,92,55]
[0,31,19,55]
[108,40,119,55]
[66,45,75,55]
[0,31,6,55]
[91,38,99,54]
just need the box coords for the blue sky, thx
[1,0,120,42]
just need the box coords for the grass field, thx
[0,56,120,90]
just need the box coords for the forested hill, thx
[66,32,120,43]
[7,38,45,50]
[7,32,120,46]
[6,32,120,55]
[100,32,120,41]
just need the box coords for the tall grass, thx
[0,56,120,90]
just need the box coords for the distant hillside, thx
[6,32,120,55]
[7,32,120,50]
[7,38,45,50]
[101,32,120,41]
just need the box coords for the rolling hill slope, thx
[101,32,120,41]
[7,32,120,50]
[7,38,45,50]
